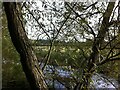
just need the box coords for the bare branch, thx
[97,57,120,66]
[66,3,96,38]
[23,3,51,41]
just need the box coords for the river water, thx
[91,73,118,90]
[42,64,119,89]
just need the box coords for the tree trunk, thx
[74,2,115,90]
[3,2,48,90]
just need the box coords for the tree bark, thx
[88,1,115,70]
[3,2,48,90]
[74,2,115,90]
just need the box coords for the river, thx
[42,64,119,89]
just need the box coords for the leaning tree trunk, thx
[74,1,115,90]
[3,2,48,90]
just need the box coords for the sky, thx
[25,0,118,42]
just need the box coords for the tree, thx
[3,2,47,90]
[3,1,119,90]
[71,2,116,89]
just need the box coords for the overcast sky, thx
[25,0,118,42]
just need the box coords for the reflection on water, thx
[42,64,119,89]
[92,73,118,90]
